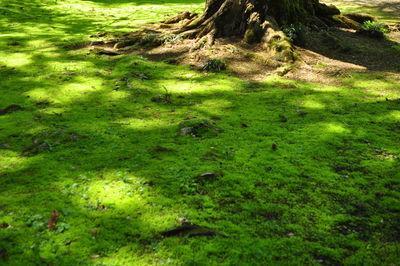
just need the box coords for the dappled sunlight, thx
[328,0,400,23]
[122,119,175,131]
[310,85,342,92]
[76,175,149,209]
[302,99,326,109]
[1,0,399,264]
[323,122,351,134]
[388,110,400,120]
[0,53,32,67]
[355,78,400,91]
[0,152,30,172]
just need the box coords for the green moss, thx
[327,0,398,24]
[0,0,399,265]
[332,15,361,29]
[272,0,309,24]
[357,20,389,39]
[244,22,264,44]
[244,29,258,43]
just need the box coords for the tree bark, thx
[176,0,340,43]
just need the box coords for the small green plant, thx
[392,44,400,53]
[27,214,45,228]
[202,59,226,72]
[315,61,327,69]
[283,24,308,46]
[227,45,241,54]
[161,86,172,104]
[160,34,183,44]
[151,86,172,104]
[55,222,71,233]
[357,20,388,39]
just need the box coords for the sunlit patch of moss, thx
[323,122,351,134]
[329,0,399,23]
[1,53,32,67]
[303,99,325,109]
[389,110,400,120]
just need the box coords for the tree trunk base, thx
[87,0,372,79]
[103,0,352,64]
[168,0,341,41]
[157,0,342,61]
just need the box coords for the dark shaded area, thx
[302,27,400,72]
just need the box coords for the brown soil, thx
[287,27,400,83]
[88,7,400,84]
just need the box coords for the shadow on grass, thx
[301,27,400,72]
[1,45,400,264]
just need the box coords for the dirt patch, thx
[287,28,400,83]
[85,29,286,80]
[84,8,400,83]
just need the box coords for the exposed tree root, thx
[155,0,349,62]
[82,0,385,80]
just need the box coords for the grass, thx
[1,0,400,265]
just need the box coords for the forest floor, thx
[0,0,399,265]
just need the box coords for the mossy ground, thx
[1,0,399,265]
[330,0,400,24]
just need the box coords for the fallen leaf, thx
[48,210,59,230]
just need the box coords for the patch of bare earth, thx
[145,37,282,80]
[287,27,400,84]
[86,6,400,84]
